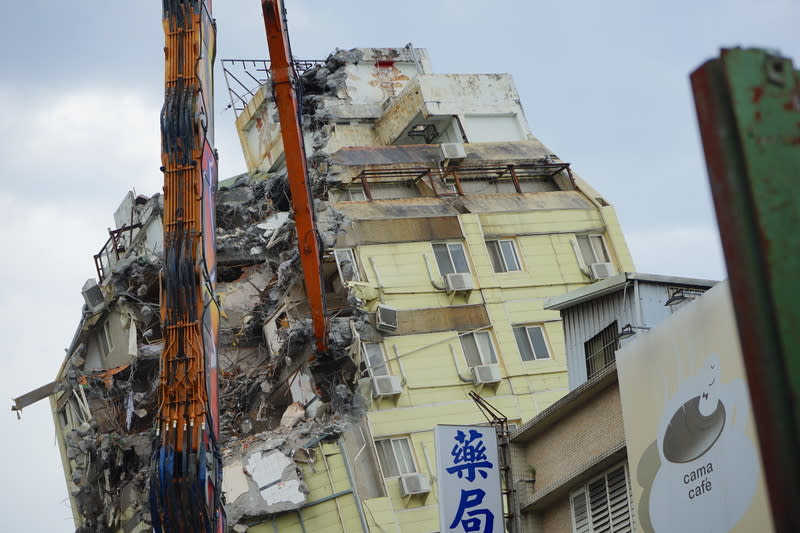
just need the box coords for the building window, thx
[575,234,610,266]
[348,185,366,201]
[433,242,470,276]
[460,331,498,367]
[513,325,551,361]
[362,342,389,377]
[334,248,361,283]
[375,437,416,478]
[98,321,113,359]
[486,239,521,273]
[570,463,633,533]
[584,321,619,380]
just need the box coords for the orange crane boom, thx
[261,0,329,355]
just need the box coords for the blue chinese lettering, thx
[446,429,493,482]
[449,488,494,533]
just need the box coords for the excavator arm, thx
[261,0,329,355]
[150,1,224,531]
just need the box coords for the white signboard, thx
[435,425,503,533]
[616,281,773,533]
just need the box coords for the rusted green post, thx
[691,48,800,532]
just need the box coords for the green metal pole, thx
[691,48,800,532]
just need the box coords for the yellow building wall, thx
[245,203,633,531]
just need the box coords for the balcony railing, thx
[350,162,572,200]
[221,58,325,117]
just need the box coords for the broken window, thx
[362,342,389,377]
[348,185,367,201]
[98,321,114,359]
[433,242,470,276]
[460,331,497,367]
[58,405,70,428]
[486,239,521,273]
[513,325,551,361]
[584,321,619,380]
[575,234,610,267]
[375,436,416,478]
[334,249,361,283]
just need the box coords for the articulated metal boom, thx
[150,1,224,531]
[261,0,329,355]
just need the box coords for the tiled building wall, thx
[524,382,623,489]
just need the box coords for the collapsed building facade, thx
[43,46,634,532]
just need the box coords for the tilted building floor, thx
[45,46,634,532]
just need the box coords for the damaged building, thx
[30,46,634,532]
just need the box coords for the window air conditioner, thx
[375,305,399,332]
[445,273,474,293]
[399,473,431,497]
[372,375,402,398]
[589,262,616,281]
[82,278,106,314]
[440,142,466,163]
[471,364,501,385]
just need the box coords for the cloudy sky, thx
[1,1,796,531]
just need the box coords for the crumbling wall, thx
[56,48,410,533]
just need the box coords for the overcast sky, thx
[1,1,797,531]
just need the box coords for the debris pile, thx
[52,48,394,532]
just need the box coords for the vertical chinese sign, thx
[435,425,503,533]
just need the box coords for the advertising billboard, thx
[616,281,773,533]
[435,425,503,533]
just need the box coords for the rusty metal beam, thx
[691,47,800,532]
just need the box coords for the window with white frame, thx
[486,239,522,273]
[375,436,416,478]
[432,242,470,276]
[575,234,610,267]
[460,331,498,367]
[334,248,361,283]
[570,463,633,533]
[513,325,551,361]
[362,342,389,377]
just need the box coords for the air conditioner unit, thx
[399,473,431,497]
[589,262,616,281]
[445,273,474,293]
[376,305,399,332]
[440,142,466,163]
[81,278,106,314]
[372,375,402,398]
[471,364,501,385]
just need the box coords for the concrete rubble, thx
[54,48,380,532]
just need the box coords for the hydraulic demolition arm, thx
[150,1,225,531]
[261,0,329,355]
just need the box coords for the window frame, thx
[486,239,522,273]
[513,324,552,362]
[432,242,470,277]
[98,321,113,359]
[584,321,619,380]
[362,342,389,378]
[569,462,633,533]
[375,436,417,478]
[347,185,367,201]
[575,234,610,268]
[334,248,361,283]
[459,330,498,367]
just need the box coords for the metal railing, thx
[351,162,572,200]
[221,58,324,117]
